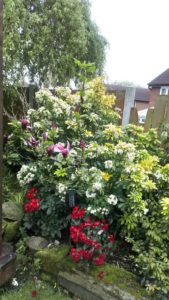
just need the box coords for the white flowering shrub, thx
[4,66,169,297]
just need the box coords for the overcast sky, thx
[91,0,169,87]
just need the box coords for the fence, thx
[129,95,169,131]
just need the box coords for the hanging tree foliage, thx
[4,0,107,86]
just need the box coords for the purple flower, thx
[47,142,71,157]
[27,136,39,147]
[21,118,29,128]
[79,139,86,150]
[47,144,55,156]
[54,142,71,157]
[42,131,48,141]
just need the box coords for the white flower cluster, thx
[55,86,71,98]
[104,160,113,169]
[37,106,51,118]
[114,142,136,161]
[33,122,41,128]
[57,183,67,195]
[86,190,96,199]
[27,108,36,117]
[17,164,37,186]
[92,182,102,191]
[53,98,71,116]
[89,167,97,172]
[87,206,109,215]
[104,123,122,138]
[36,89,53,106]
[107,194,118,205]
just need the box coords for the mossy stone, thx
[35,245,75,278]
[3,220,20,242]
[2,202,23,221]
[90,264,150,299]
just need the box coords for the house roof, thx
[135,88,150,102]
[106,84,149,102]
[148,68,169,87]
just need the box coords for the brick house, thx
[148,68,169,107]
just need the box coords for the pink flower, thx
[27,136,39,146]
[21,118,29,128]
[42,131,48,141]
[54,142,71,157]
[47,142,71,157]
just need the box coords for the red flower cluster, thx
[70,248,93,262]
[70,206,115,266]
[24,187,40,213]
[71,205,85,219]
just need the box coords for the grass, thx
[0,280,72,300]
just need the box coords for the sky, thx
[91,0,169,87]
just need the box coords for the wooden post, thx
[0,0,3,257]
[129,107,138,125]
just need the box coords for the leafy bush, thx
[4,65,169,297]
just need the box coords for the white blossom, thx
[58,183,67,195]
[104,160,113,169]
[17,165,37,186]
[107,194,118,205]
[93,182,102,191]
[143,208,149,215]
[86,190,96,199]
[11,278,19,287]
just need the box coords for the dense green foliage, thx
[4,65,169,298]
[4,0,107,85]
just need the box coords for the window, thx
[160,86,169,95]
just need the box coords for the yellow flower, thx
[101,172,111,181]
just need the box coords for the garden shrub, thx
[4,68,169,297]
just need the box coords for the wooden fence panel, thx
[144,108,154,131]
[151,96,169,128]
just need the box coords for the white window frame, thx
[160,86,169,95]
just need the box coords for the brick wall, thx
[135,101,149,111]
[149,87,160,107]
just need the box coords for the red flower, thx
[25,188,38,200]
[92,221,101,228]
[97,271,105,280]
[70,248,82,262]
[92,240,101,250]
[78,231,87,243]
[108,234,115,243]
[71,206,85,219]
[83,250,93,260]
[31,290,37,297]
[101,224,109,231]
[24,198,40,213]
[70,226,81,242]
[93,254,106,266]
